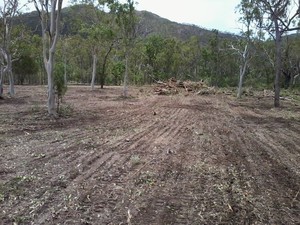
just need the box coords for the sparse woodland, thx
[0,1,300,224]
[0,0,299,107]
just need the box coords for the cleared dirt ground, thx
[0,85,299,225]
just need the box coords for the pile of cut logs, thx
[154,77,213,95]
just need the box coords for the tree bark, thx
[8,72,14,96]
[237,60,247,98]
[123,50,129,97]
[274,19,282,108]
[0,66,3,98]
[91,53,97,90]
[0,51,15,96]
[236,44,249,99]
[100,43,114,89]
[35,0,63,116]
[45,46,56,115]
[6,54,14,96]
[64,55,67,85]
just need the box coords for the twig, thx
[127,209,132,225]
[131,158,156,178]
[291,189,300,207]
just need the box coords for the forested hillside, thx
[14,5,235,42]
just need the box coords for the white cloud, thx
[9,0,242,33]
[136,0,242,33]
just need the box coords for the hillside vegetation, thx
[15,5,236,42]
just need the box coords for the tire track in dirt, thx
[129,98,230,224]
[58,101,196,224]
[24,97,190,224]
[213,103,300,224]
[3,88,299,224]
[130,96,299,225]
[123,102,206,224]
[0,103,149,223]
[227,131,300,224]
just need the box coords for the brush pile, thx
[154,77,215,95]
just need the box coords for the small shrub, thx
[54,63,68,113]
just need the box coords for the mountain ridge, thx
[15,5,237,43]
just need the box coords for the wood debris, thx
[154,77,209,95]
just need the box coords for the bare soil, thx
[0,85,299,225]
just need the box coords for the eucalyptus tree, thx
[13,29,39,85]
[208,30,222,86]
[99,27,116,88]
[68,35,91,83]
[239,0,300,107]
[289,36,300,86]
[101,0,137,96]
[181,36,202,81]
[281,35,300,88]
[73,4,105,89]
[144,35,165,81]
[86,24,117,89]
[33,0,63,115]
[159,38,182,79]
[233,3,256,98]
[0,0,19,97]
[230,40,251,98]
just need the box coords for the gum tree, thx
[33,0,63,115]
[239,0,300,107]
[101,0,137,97]
[0,0,19,97]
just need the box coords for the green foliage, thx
[13,53,39,84]
[54,63,68,113]
[110,61,125,85]
[9,2,300,94]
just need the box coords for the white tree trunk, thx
[91,53,97,90]
[7,54,14,96]
[123,50,129,97]
[8,72,14,96]
[34,0,63,116]
[0,51,15,96]
[0,0,18,97]
[46,60,56,115]
[233,44,249,99]
[0,66,3,97]
[237,61,247,98]
[274,20,282,108]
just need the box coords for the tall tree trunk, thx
[237,61,247,98]
[6,54,14,96]
[1,51,15,96]
[100,43,114,89]
[274,20,282,108]
[34,0,63,116]
[8,72,14,96]
[64,55,67,85]
[0,66,3,98]
[100,72,105,89]
[123,50,129,97]
[91,53,97,90]
[46,56,56,115]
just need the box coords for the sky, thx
[4,0,242,34]
[134,0,242,34]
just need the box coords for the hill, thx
[136,10,236,42]
[15,5,236,43]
